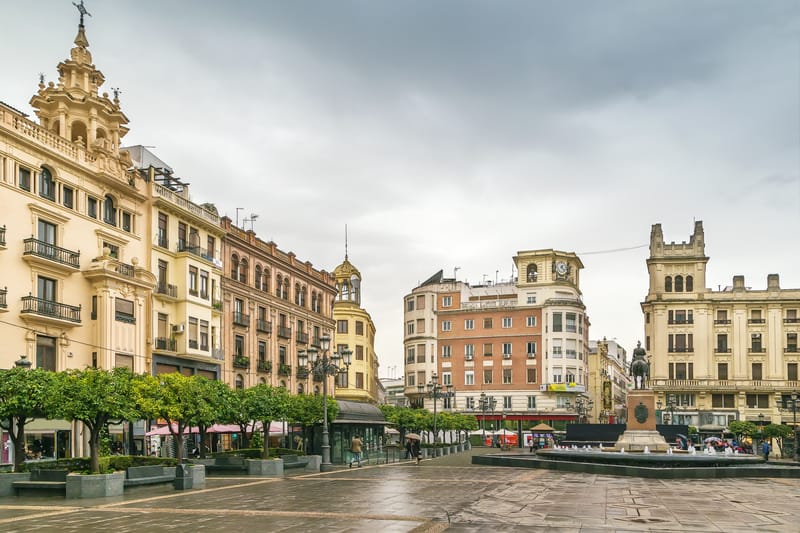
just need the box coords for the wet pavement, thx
[1,448,799,532]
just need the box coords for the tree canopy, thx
[0,367,53,471]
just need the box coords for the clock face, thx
[556,261,568,275]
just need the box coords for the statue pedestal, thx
[613,390,669,452]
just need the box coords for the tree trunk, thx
[175,434,185,462]
[11,418,27,471]
[261,420,271,459]
[89,428,101,474]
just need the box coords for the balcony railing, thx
[233,312,250,327]
[714,319,731,325]
[153,183,220,226]
[233,356,250,369]
[23,238,80,269]
[212,299,222,311]
[278,363,292,376]
[21,295,81,323]
[668,319,694,325]
[277,326,291,339]
[652,378,799,391]
[786,347,798,353]
[296,331,309,344]
[748,319,766,324]
[258,360,272,373]
[115,263,135,278]
[715,347,731,353]
[189,339,198,349]
[0,286,6,308]
[256,319,272,334]
[785,318,800,324]
[297,366,309,379]
[668,348,694,353]
[156,283,178,298]
[177,242,217,264]
[0,225,5,246]
[311,336,321,348]
[749,347,766,353]
[156,234,169,249]
[154,337,177,351]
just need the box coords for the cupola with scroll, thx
[28,1,129,157]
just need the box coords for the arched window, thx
[675,275,684,292]
[297,383,304,394]
[276,275,283,297]
[282,278,290,301]
[255,265,262,290]
[686,275,694,292]
[231,254,239,280]
[299,287,307,307]
[103,195,117,226]
[527,264,538,282]
[665,276,672,292]
[235,374,244,390]
[295,283,301,305]
[340,281,350,300]
[239,258,248,284]
[39,167,55,201]
[311,291,318,313]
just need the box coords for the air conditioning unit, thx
[172,324,185,334]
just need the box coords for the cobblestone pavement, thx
[1,449,799,532]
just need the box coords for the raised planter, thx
[190,464,205,487]
[0,473,30,496]
[442,446,450,456]
[66,471,125,499]
[301,455,321,472]
[247,459,283,477]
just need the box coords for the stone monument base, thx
[613,430,670,452]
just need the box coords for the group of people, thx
[350,434,422,467]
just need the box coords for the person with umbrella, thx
[405,433,422,464]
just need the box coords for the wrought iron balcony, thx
[155,337,177,351]
[156,283,178,298]
[256,319,272,334]
[177,242,216,263]
[715,347,731,353]
[156,233,168,249]
[233,312,250,327]
[21,295,81,323]
[278,363,292,376]
[714,319,731,325]
[785,318,800,324]
[749,347,766,353]
[115,262,135,278]
[233,356,250,369]
[189,339,198,349]
[311,336,321,348]
[0,225,5,246]
[296,331,309,344]
[277,326,291,339]
[297,366,309,379]
[786,347,798,353]
[23,238,80,269]
[258,360,272,373]
[748,318,766,324]
[0,286,6,309]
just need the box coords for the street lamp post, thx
[758,412,765,449]
[418,373,454,453]
[778,391,798,462]
[568,397,593,423]
[298,334,351,472]
[478,393,497,446]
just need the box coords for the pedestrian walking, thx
[405,439,413,459]
[762,440,770,461]
[349,434,363,468]
[411,439,421,465]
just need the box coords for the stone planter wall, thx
[247,459,283,477]
[66,471,124,499]
[0,473,30,497]
[189,464,205,487]
[301,455,321,472]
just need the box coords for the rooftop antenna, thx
[454,266,461,280]
[496,270,499,284]
[235,207,243,228]
[248,213,259,231]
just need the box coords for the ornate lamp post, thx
[478,393,497,446]
[758,412,765,448]
[298,334,351,472]
[418,373,454,453]
[567,397,593,423]
[778,391,798,461]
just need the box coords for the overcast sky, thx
[3,1,799,379]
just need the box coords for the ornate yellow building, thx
[332,254,379,403]
[642,221,800,434]
[0,14,155,459]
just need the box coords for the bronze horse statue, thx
[629,341,649,390]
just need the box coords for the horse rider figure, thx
[629,341,650,390]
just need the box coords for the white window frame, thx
[442,295,452,307]
[465,319,474,330]
[526,316,536,327]
[502,317,512,328]
[465,371,474,385]
[502,343,512,356]
[527,396,536,410]
[441,320,452,332]
[441,345,452,358]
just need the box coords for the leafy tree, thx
[134,373,213,463]
[49,368,140,474]
[226,388,257,448]
[191,377,235,458]
[728,420,758,446]
[763,423,794,456]
[0,367,53,471]
[245,385,290,459]
[287,394,338,453]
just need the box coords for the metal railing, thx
[21,295,81,323]
[115,263,135,278]
[0,225,5,246]
[156,283,178,298]
[155,337,177,351]
[277,326,291,339]
[233,312,250,327]
[233,356,250,369]
[153,183,220,225]
[256,319,272,334]
[652,378,799,390]
[0,286,6,308]
[23,238,80,268]
[296,331,309,344]
[278,363,292,376]
[258,360,272,373]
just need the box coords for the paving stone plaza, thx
[1,449,799,532]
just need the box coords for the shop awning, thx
[332,400,386,425]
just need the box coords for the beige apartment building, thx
[587,338,630,423]
[642,221,800,433]
[220,217,336,392]
[332,254,379,403]
[403,249,591,431]
[0,18,155,460]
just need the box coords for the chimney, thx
[767,274,780,290]
[733,275,745,291]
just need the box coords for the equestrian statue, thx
[629,341,650,390]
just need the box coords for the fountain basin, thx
[473,450,800,479]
